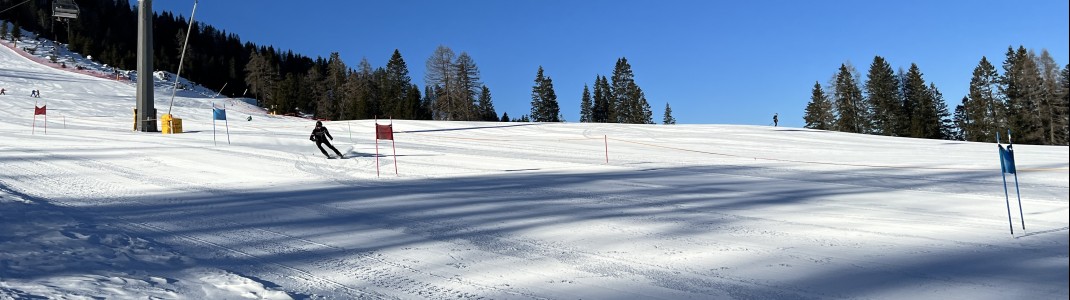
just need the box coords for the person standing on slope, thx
[773,113,779,127]
[309,121,344,159]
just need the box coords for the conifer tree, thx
[804,81,834,130]
[611,58,636,123]
[579,84,593,123]
[592,76,611,122]
[345,59,381,120]
[902,63,935,138]
[406,84,426,120]
[478,85,497,121]
[1002,46,1045,144]
[632,85,654,124]
[302,64,327,116]
[453,52,481,121]
[11,22,20,43]
[609,57,653,124]
[833,64,865,133]
[422,85,439,120]
[953,97,970,141]
[530,66,560,122]
[383,49,412,119]
[272,73,301,118]
[930,83,954,139]
[321,52,349,120]
[865,56,901,135]
[501,112,510,122]
[1,22,8,40]
[663,102,676,125]
[966,56,1002,142]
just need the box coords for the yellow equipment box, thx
[161,114,183,134]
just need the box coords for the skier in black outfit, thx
[310,121,344,158]
[773,113,779,127]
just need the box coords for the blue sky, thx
[141,0,1068,126]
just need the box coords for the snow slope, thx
[2,36,1069,299]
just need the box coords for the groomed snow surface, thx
[2,37,1068,299]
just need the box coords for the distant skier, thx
[0,88,5,95]
[773,113,778,127]
[309,121,344,159]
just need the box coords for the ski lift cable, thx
[0,0,33,15]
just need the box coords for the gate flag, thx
[213,107,227,120]
[376,124,394,140]
[374,117,398,177]
[33,100,47,134]
[212,103,231,145]
[998,145,1016,174]
[996,131,1024,235]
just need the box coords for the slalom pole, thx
[224,103,231,144]
[32,100,37,135]
[375,116,380,177]
[604,135,609,164]
[997,132,1013,235]
[348,121,353,143]
[1013,168,1025,230]
[391,117,398,176]
[216,102,220,145]
[1009,130,1024,230]
[43,98,47,134]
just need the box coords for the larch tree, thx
[425,45,456,120]
[243,49,278,109]
[1037,50,1066,145]
[1060,64,1070,144]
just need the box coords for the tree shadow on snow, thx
[4,162,1068,298]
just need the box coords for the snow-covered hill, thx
[2,32,1069,299]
